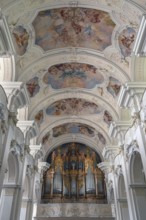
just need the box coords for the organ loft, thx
[42,143,106,202]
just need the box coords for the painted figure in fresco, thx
[103,110,113,126]
[12,26,29,56]
[120,34,135,49]
[118,27,136,57]
[98,132,106,145]
[26,77,40,97]
[107,76,121,97]
[35,110,44,126]
[42,132,50,144]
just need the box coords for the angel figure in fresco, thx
[13,30,29,47]
[120,33,135,49]
[103,110,113,126]
[26,77,40,97]
[12,26,29,56]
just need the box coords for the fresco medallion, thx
[43,63,104,89]
[118,27,136,57]
[12,25,29,56]
[32,8,115,51]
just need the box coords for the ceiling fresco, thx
[118,27,136,57]
[106,76,121,97]
[12,25,29,56]
[25,62,122,100]
[43,63,104,89]
[45,98,103,116]
[26,76,40,97]
[53,123,95,138]
[52,123,106,145]
[1,0,144,155]
[34,109,44,126]
[103,110,113,126]
[32,8,115,51]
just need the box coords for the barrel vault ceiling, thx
[1,0,146,158]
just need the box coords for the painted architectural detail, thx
[43,63,104,89]
[12,26,29,56]
[32,8,115,51]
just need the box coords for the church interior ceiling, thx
[1,0,145,158]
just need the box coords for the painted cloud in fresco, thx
[103,110,113,126]
[118,27,136,57]
[32,8,115,51]
[34,109,44,126]
[43,63,104,89]
[53,123,95,137]
[12,25,29,56]
[107,76,121,97]
[26,76,40,97]
[46,98,103,116]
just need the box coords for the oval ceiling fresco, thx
[43,63,104,89]
[46,98,103,116]
[32,8,115,51]
[118,27,136,57]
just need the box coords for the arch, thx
[43,136,104,162]
[129,151,146,220]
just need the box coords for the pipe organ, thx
[42,143,106,202]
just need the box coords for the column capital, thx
[98,162,113,174]
[17,120,39,144]
[38,162,50,177]
[109,121,131,146]
[1,82,30,112]
[118,82,146,115]
[102,146,122,162]
[30,145,44,160]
